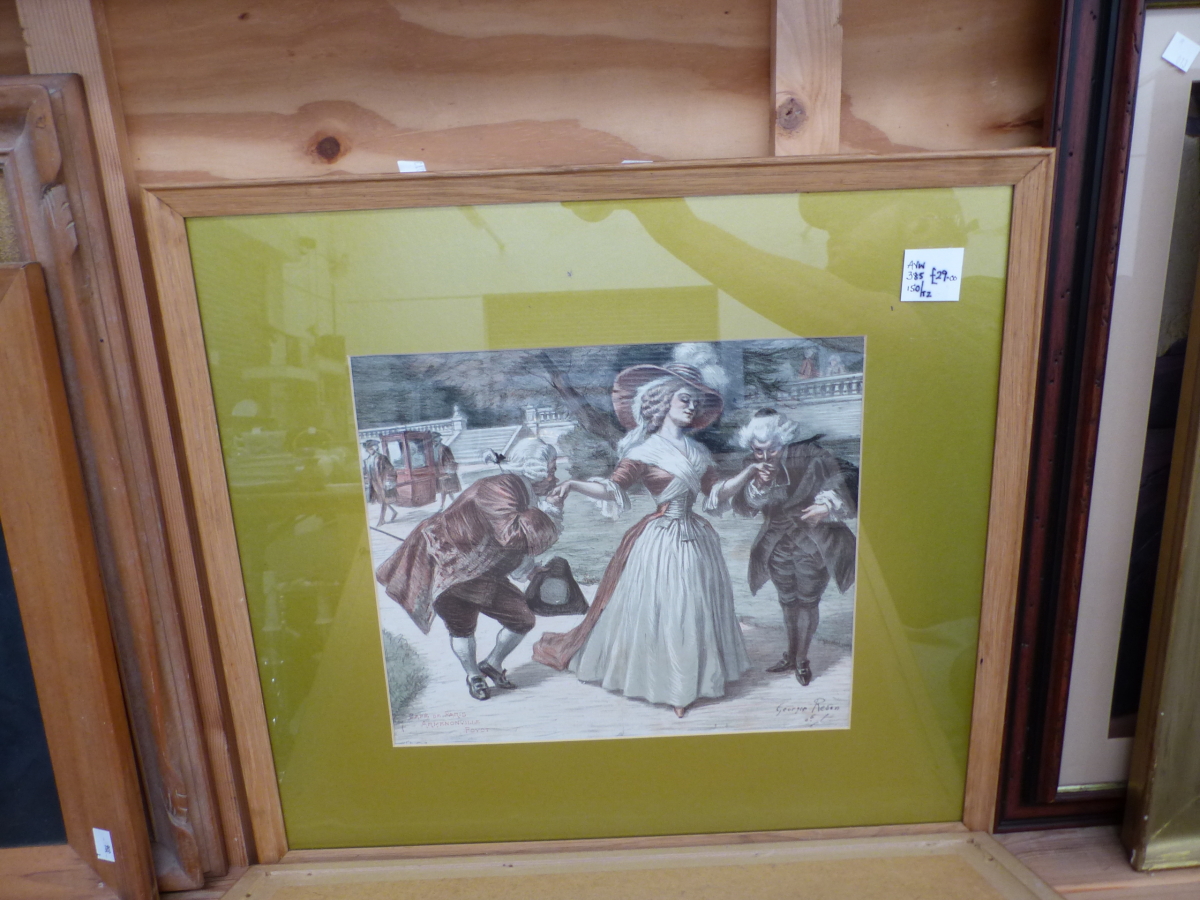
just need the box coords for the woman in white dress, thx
[532,363,763,716]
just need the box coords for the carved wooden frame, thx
[0,76,244,891]
[139,149,1053,855]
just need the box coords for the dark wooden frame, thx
[998,0,1145,828]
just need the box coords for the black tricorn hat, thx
[524,557,589,617]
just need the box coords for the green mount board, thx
[186,186,1012,848]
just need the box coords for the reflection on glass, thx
[187,186,1012,848]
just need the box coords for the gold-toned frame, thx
[1123,223,1200,870]
[141,149,1054,861]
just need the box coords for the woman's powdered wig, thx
[616,375,688,457]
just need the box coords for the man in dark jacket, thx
[731,409,857,685]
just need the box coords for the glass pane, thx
[0,520,66,846]
[188,186,1012,848]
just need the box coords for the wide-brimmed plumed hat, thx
[611,363,723,431]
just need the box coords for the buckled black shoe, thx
[796,660,813,686]
[466,674,491,700]
[479,662,516,690]
[766,656,797,673]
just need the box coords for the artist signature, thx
[775,698,841,725]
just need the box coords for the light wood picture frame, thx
[141,150,1053,858]
[0,263,154,900]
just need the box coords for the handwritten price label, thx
[901,248,964,302]
[93,827,115,862]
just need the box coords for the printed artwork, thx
[351,337,864,745]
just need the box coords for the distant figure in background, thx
[375,438,564,701]
[362,439,398,526]
[797,347,819,380]
[433,432,461,510]
[730,409,857,686]
[825,354,846,376]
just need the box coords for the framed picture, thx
[1055,6,1200,798]
[1121,233,1200,871]
[142,151,1052,856]
[998,0,1144,826]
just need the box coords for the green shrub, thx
[381,629,428,727]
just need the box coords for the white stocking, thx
[449,635,482,678]
[484,627,524,670]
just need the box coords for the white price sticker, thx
[93,827,115,862]
[396,160,427,173]
[1163,32,1200,73]
[901,248,964,302]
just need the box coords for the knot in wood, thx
[776,97,807,132]
[314,135,342,162]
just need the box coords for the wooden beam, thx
[772,0,842,155]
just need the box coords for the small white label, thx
[1163,32,1200,73]
[396,160,427,173]
[93,827,115,862]
[901,248,964,302]
[621,159,653,164]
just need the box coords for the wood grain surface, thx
[0,62,232,890]
[148,148,1052,217]
[143,192,289,865]
[99,0,1052,183]
[0,845,120,900]
[19,1,256,874]
[0,0,27,75]
[772,0,842,155]
[0,265,155,900]
[962,151,1055,831]
[219,834,1062,900]
[281,822,967,866]
[999,826,1200,897]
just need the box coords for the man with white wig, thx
[731,409,857,685]
[375,437,564,701]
